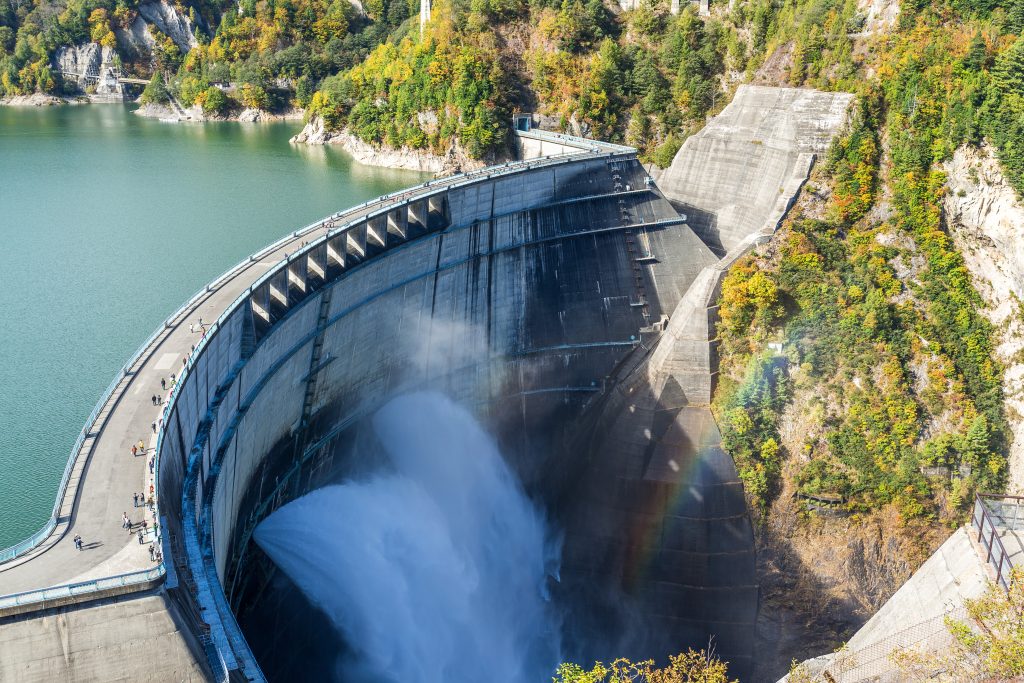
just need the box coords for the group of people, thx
[132,491,155,509]
[72,320,202,558]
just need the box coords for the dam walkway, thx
[0,135,630,614]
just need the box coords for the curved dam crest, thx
[156,141,748,680]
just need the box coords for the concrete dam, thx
[159,131,756,680]
[0,88,855,682]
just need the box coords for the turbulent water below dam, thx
[255,392,562,682]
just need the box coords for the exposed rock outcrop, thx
[138,0,198,52]
[116,15,157,60]
[0,93,78,106]
[52,43,126,100]
[944,143,1024,494]
[290,117,486,175]
[134,102,178,119]
[236,107,303,122]
[856,0,899,34]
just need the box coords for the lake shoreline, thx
[1,93,305,124]
[0,93,459,174]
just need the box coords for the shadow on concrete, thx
[554,354,758,679]
[669,201,724,258]
[79,542,103,550]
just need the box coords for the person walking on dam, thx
[133,492,138,508]
[122,512,130,530]
[161,378,166,390]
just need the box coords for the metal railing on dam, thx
[0,131,661,680]
[971,492,1024,593]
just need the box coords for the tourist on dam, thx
[73,535,82,551]
[132,444,137,456]
[161,378,166,390]
[133,493,138,507]
[122,512,130,530]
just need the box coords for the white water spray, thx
[254,392,561,682]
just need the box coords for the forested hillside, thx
[4,0,1024,184]
[718,0,1024,522]
[0,0,879,160]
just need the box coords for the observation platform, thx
[784,494,1024,683]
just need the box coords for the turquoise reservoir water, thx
[0,105,426,549]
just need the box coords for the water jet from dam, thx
[254,392,562,682]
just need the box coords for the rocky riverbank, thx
[290,116,487,174]
[133,101,305,123]
[0,93,85,106]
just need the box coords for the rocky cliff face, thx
[290,117,487,175]
[944,143,1024,494]
[54,44,115,84]
[116,15,157,60]
[138,0,198,52]
[53,44,124,99]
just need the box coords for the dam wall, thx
[153,143,736,679]
[515,129,634,160]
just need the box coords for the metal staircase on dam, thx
[297,287,334,435]
[609,160,652,318]
[224,287,337,612]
